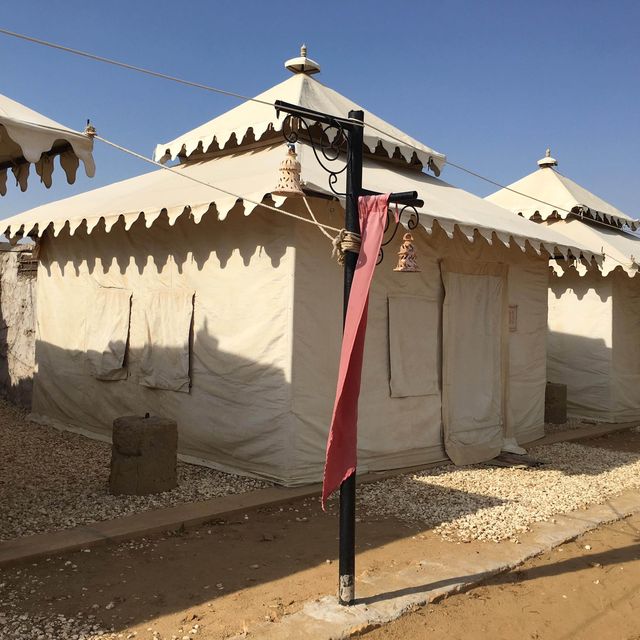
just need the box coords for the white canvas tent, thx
[0,93,95,195]
[4,56,597,484]
[487,151,640,422]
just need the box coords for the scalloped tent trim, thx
[1,143,598,272]
[0,94,95,194]
[530,206,637,230]
[486,166,638,231]
[153,72,446,175]
[550,260,640,279]
[538,217,640,278]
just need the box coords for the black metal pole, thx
[272,99,425,607]
[338,109,364,606]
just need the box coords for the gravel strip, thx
[0,401,272,541]
[543,417,602,434]
[359,442,640,543]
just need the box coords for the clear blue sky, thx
[1,0,638,218]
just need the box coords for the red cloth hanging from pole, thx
[322,193,391,509]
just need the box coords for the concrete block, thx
[109,415,178,495]
[545,382,567,424]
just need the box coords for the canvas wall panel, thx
[611,272,640,421]
[548,269,613,420]
[32,192,553,485]
[443,233,548,445]
[32,207,296,482]
[506,261,548,442]
[138,289,194,392]
[291,206,551,481]
[85,287,131,381]
[291,200,445,483]
[388,295,439,398]
[441,260,505,465]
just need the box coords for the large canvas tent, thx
[0,93,95,194]
[487,151,640,422]
[3,55,596,484]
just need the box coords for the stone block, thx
[545,382,567,425]
[109,415,178,495]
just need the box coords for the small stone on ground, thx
[0,400,272,541]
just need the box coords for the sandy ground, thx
[363,428,640,640]
[1,429,640,639]
[0,496,464,639]
[363,511,640,640]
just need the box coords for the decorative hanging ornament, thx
[394,233,421,272]
[272,143,304,197]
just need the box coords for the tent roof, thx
[1,142,596,266]
[542,218,640,277]
[154,71,446,175]
[0,93,95,194]
[486,157,637,229]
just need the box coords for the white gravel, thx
[359,442,640,543]
[0,401,272,541]
[543,417,604,433]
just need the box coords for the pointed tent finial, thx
[537,147,558,168]
[285,44,321,75]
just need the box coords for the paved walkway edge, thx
[0,421,636,568]
[230,488,640,639]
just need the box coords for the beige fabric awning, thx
[154,72,446,176]
[0,93,95,194]
[541,218,640,277]
[486,164,637,229]
[0,142,596,266]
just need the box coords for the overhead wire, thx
[0,27,274,107]
[93,134,342,234]
[0,27,619,217]
[362,119,635,229]
[1,26,635,266]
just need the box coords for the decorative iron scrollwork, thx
[377,204,421,265]
[282,114,349,197]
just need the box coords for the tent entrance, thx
[441,259,507,465]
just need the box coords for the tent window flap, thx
[86,288,132,381]
[388,295,439,398]
[138,290,194,393]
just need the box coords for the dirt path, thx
[0,496,471,639]
[362,430,640,640]
[1,429,639,639]
[364,511,640,640]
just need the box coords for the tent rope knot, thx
[332,229,361,265]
